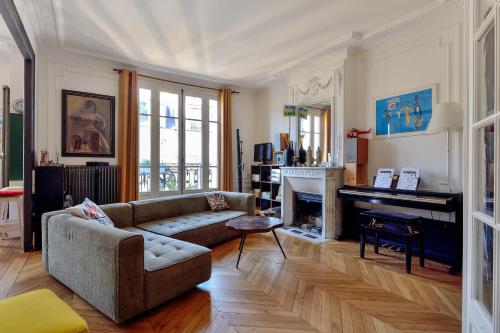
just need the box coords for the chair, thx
[0,187,23,240]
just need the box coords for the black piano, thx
[337,186,463,274]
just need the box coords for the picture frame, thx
[274,151,284,166]
[62,89,115,157]
[373,84,437,138]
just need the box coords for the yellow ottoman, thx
[0,289,88,333]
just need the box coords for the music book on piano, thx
[373,168,395,188]
[397,167,420,191]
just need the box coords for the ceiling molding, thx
[263,0,464,86]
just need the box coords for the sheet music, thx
[397,167,420,191]
[373,168,395,188]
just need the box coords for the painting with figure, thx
[375,87,434,136]
[62,90,115,157]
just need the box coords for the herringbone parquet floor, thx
[0,231,462,332]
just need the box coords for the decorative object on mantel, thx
[284,142,294,167]
[306,146,313,167]
[279,133,289,150]
[375,85,436,137]
[62,89,115,157]
[298,136,306,165]
[274,151,284,166]
[315,146,322,165]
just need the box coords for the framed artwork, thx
[62,89,115,157]
[274,151,284,166]
[374,85,437,137]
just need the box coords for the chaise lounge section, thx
[42,192,255,323]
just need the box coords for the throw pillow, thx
[66,198,114,227]
[205,192,230,212]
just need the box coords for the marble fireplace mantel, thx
[281,167,345,240]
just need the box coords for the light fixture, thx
[429,102,464,192]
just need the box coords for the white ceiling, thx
[18,0,446,86]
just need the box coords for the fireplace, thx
[281,167,344,241]
[291,192,323,236]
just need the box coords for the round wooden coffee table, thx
[226,216,286,268]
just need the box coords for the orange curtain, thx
[220,88,233,191]
[118,69,139,202]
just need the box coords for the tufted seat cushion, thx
[124,227,211,271]
[123,227,212,310]
[135,210,245,247]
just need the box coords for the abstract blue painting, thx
[375,87,434,136]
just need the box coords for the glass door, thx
[466,1,499,332]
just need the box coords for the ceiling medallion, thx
[297,77,333,97]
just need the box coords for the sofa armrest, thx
[45,214,144,323]
[221,192,255,216]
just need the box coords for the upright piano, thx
[337,186,463,274]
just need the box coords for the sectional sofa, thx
[41,192,255,323]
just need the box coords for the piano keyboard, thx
[338,189,449,205]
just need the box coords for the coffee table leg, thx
[236,234,246,269]
[272,229,287,259]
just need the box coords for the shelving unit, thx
[250,164,282,210]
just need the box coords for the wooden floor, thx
[0,231,462,332]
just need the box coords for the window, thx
[138,82,219,198]
[299,109,322,156]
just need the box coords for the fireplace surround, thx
[281,167,344,240]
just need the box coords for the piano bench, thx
[359,210,424,274]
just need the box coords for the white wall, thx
[254,78,289,147]
[255,12,464,192]
[362,15,464,191]
[35,50,256,187]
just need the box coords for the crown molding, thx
[263,0,464,86]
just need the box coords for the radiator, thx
[63,165,120,205]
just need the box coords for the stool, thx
[359,209,424,274]
[0,289,88,333]
[0,188,23,241]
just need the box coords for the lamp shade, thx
[428,102,463,131]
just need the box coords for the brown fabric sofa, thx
[41,192,255,323]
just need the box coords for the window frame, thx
[138,78,220,199]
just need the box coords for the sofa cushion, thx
[123,227,211,272]
[124,227,211,310]
[135,210,246,238]
[205,192,230,211]
[130,193,211,225]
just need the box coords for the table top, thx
[226,216,284,233]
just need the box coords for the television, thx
[254,143,273,163]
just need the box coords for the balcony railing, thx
[139,163,215,192]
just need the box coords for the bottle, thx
[284,142,295,167]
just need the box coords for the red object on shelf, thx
[0,189,23,197]
[347,128,371,138]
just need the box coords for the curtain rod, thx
[113,69,239,94]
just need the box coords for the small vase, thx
[298,145,306,165]
[284,144,295,166]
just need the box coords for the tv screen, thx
[254,144,264,162]
[254,143,273,162]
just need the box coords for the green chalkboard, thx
[8,113,23,181]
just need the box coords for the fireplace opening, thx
[290,192,323,237]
